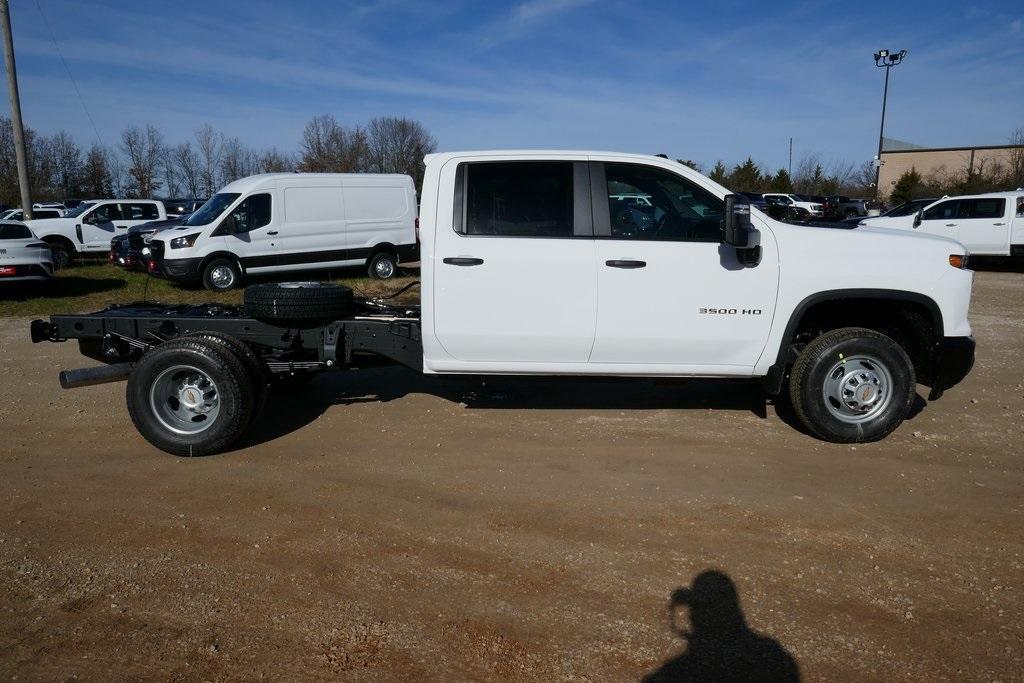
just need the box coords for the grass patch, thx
[0,262,420,317]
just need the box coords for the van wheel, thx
[368,252,397,279]
[126,337,254,456]
[202,258,241,291]
[788,327,915,443]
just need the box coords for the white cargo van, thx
[147,173,418,290]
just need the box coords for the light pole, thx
[873,49,907,204]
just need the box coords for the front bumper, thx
[151,256,203,282]
[928,336,975,400]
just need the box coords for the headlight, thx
[141,247,151,256]
[169,233,200,249]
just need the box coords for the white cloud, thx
[511,0,595,25]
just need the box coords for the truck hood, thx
[854,224,964,250]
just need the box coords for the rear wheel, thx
[126,338,254,456]
[185,332,268,428]
[788,327,915,443]
[202,258,241,291]
[367,251,397,279]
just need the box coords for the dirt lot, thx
[1,269,1022,680]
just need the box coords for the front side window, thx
[922,200,959,221]
[89,203,122,223]
[221,193,272,234]
[958,198,1004,219]
[463,162,573,238]
[604,163,723,242]
[1017,196,1024,216]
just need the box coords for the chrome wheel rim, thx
[209,266,234,288]
[149,365,220,434]
[822,354,893,424]
[374,257,395,278]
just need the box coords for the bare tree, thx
[121,124,164,197]
[257,147,294,173]
[299,114,366,172]
[50,131,82,199]
[107,148,129,197]
[220,136,257,185]
[80,144,112,198]
[1009,127,1024,189]
[365,116,436,188]
[172,142,202,198]
[195,124,224,196]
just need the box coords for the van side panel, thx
[342,178,416,259]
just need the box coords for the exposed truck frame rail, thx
[32,300,424,374]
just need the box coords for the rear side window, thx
[124,203,160,220]
[922,200,958,220]
[0,223,32,238]
[226,193,272,233]
[462,162,573,238]
[957,198,1004,219]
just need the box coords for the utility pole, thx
[0,0,30,218]
[872,49,907,204]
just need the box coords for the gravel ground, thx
[1,269,1022,680]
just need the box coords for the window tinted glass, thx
[184,193,240,226]
[63,202,94,218]
[1017,196,1024,216]
[90,203,122,222]
[0,223,32,239]
[224,193,272,233]
[922,200,958,220]
[124,203,160,220]
[605,163,723,242]
[464,162,573,237]
[887,199,933,217]
[959,198,1004,219]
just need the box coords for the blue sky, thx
[6,0,1023,172]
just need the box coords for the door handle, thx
[266,230,279,235]
[605,259,646,269]
[443,257,484,266]
[945,223,957,227]
[994,222,1006,226]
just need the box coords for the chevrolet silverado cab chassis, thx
[31,151,976,455]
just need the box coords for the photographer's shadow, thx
[644,570,800,682]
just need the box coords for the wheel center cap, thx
[858,385,876,403]
[179,385,204,410]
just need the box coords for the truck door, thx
[590,162,778,369]
[917,199,960,242]
[955,197,1009,255]
[79,202,126,251]
[432,160,597,363]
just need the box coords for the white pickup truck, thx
[31,151,976,456]
[26,199,167,268]
[860,191,1024,258]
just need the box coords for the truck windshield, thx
[183,193,240,227]
[63,202,95,218]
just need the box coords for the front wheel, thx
[202,258,241,291]
[49,242,74,270]
[788,327,915,443]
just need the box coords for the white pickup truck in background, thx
[26,199,167,268]
[32,151,977,455]
[860,191,1024,258]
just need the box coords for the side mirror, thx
[723,194,755,247]
[913,210,922,228]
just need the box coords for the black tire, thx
[244,282,354,324]
[126,338,254,456]
[48,241,74,270]
[202,258,242,291]
[788,327,915,443]
[184,332,268,428]
[367,251,397,279]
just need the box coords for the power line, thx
[33,0,103,147]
